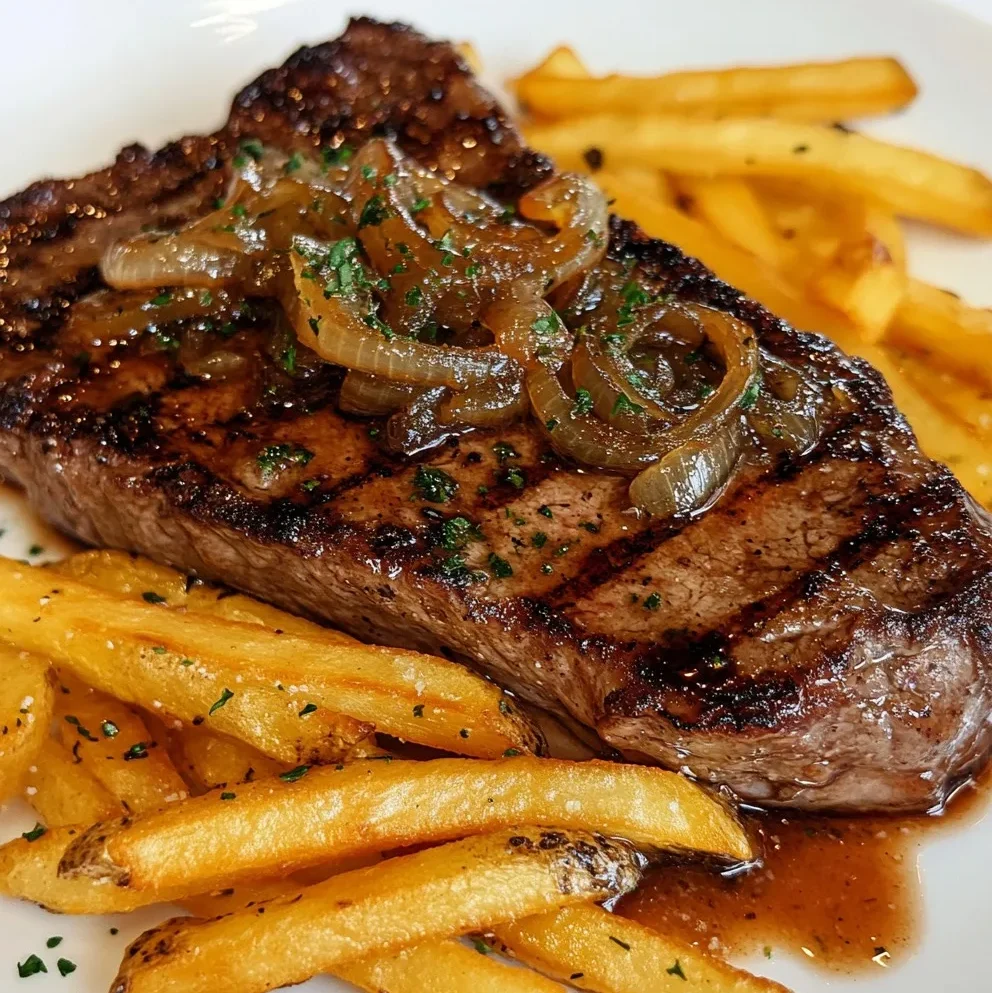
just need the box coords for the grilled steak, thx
[2,17,990,813]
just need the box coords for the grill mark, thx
[472,455,560,514]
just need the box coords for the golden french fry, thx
[110,828,641,993]
[456,41,483,74]
[594,171,855,339]
[0,647,53,803]
[23,737,123,826]
[494,904,790,993]
[54,549,357,644]
[807,203,907,339]
[516,57,916,122]
[674,176,793,269]
[58,756,749,894]
[887,279,992,388]
[830,331,992,505]
[0,826,190,914]
[176,725,285,791]
[895,350,992,442]
[514,45,590,90]
[526,115,992,235]
[339,939,567,993]
[54,673,188,812]
[0,559,541,759]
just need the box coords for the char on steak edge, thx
[1,17,990,813]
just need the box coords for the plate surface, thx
[1,1,990,990]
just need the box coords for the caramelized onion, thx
[437,373,528,428]
[101,237,246,289]
[339,371,420,416]
[747,352,824,455]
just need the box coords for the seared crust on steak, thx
[2,17,990,812]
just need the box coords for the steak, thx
[1,17,991,813]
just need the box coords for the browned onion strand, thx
[98,134,825,518]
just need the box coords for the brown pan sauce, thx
[618,770,990,974]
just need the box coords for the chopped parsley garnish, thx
[148,291,172,307]
[531,313,560,337]
[579,521,600,534]
[45,938,62,950]
[239,138,264,162]
[572,388,594,417]
[465,262,481,278]
[298,703,318,717]
[436,229,456,253]
[283,151,303,174]
[739,376,762,410]
[541,563,554,574]
[101,720,120,738]
[322,144,354,168]
[504,747,521,757]
[358,194,390,228]
[64,716,98,742]
[532,532,548,548]
[609,936,631,951]
[199,290,213,306]
[279,765,310,782]
[256,444,315,478]
[546,418,560,432]
[492,442,520,463]
[612,394,645,417]
[230,203,247,218]
[667,960,687,980]
[440,516,482,550]
[301,478,320,493]
[360,164,377,181]
[141,591,167,605]
[644,592,662,611]
[22,823,46,843]
[17,954,46,978]
[404,286,423,307]
[617,280,652,327]
[502,467,526,490]
[124,742,150,761]
[601,332,626,348]
[488,553,514,579]
[538,505,553,519]
[56,958,76,977]
[219,792,236,801]
[471,938,492,955]
[410,197,430,214]
[413,465,458,503]
[209,688,234,715]
[698,383,716,399]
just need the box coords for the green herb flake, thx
[609,936,631,951]
[410,197,431,215]
[538,505,553,519]
[141,591,167,605]
[612,394,645,417]
[301,479,320,493]
[280,765,310,782]
[404,286,423,307]
[240,138,264,162]
[471,938,492,955]
[124,742,150,761]
[358,193,391,229]
[643,592,662,611]
[531,532,548,549]
[572,388,594,417]
[465,262,481,278]
[152,646,167,655]
[284,152,303,174]
[503,747,521,757]
[440,516,482,551]
[22,823,46,843]
[209,688,234,715]
[256,444,315,478]
[667,960,687,980]
[763,946,773,960]
[739,376,762,410]
[45,938,62,950]
[492,442,520,463]
[531,313,560,337]
[230,203,247,218]
[360,164,377,181]
[101,720,120,738]
[413,465,458,504]
[17,955,47,978]
[322,144,354,168]
[219,792,237,801]
[148,291,172,307]
[459,728,470,739]
[413,704,425,718]
[488,553,514,579]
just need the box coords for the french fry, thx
[54,549,357,644]
[338,939,567,993]
[0,826,189,914]
[58,756,750,893]
[594,171,855,338]
[53,673,188,812]
[514,45,590,90]
[895,351,992,442]
[176,725,285,791]
[109,828,641,993]
[516,57,917,122]
[526,115,992,235]
[675,176,792,269]
[494,904,790,993]
[830,331,992,505]
[807,203,907,339]
[0,559,542,759]
[23,737,123,826]
[0,647,53,803]
[887,279,992,389]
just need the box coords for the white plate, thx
[1,1,991,990]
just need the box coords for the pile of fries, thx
[0,549,790,992]
[505,45,992,507]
